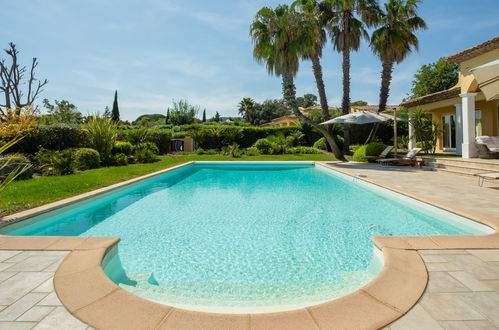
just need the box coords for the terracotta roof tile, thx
[446,36,499,63]
[400,87,461,108]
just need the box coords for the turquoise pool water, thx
[1,162,489,312]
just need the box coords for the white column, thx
[454,103,462,155]
[408,110,416,150]
[460,93,478,158]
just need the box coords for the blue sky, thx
[2,0,498,121]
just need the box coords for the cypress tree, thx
[165,109,170,124]
[214,111,220,122]
[111,90,120,121]
[202,109,206,122]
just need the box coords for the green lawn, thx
[0,154,337,215]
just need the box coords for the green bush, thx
[136,142,159,155]
[223,143,242,158]
[205,149,217,155]
[286,147,322,154]
[352,142,387,162]
[147,131,171,154]
[134,145,158,163]
[113,141,133,155]
[313,137,327,150]
[51,149,75,175]
[0,154,33,180]
[243,147,260,156]
[73,148,100,171]
[4,125,87,154]
[254,139,274,154]
[195,147,205,155]
[113,153,128,166]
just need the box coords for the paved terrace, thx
[0,161,498,329]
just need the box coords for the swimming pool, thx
[1,162,491,313]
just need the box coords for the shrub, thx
[286,147,322,154]
[136,142,159,155]
[123,129,150,145]
[205,149,217,155]
[51,149,74,175]
[195,147,205,155]
[243,147,260,156]
[266,135,286,154]
[84,115,117,155]
[313,137,327,150]
[118,130,171,154]
[254,138,274,154]
[0,154,33,180]
[224,143,242,158]
[352,142,387,162]
[113,141,133,155]
[113,153,128,166]
[134,145,158,163]
[147,131,171,154]
[73,148,100,171]
[286,131,304,147]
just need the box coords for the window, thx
[442,114,456,149]
[475,110,482,137]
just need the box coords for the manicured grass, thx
[0,153,337,215]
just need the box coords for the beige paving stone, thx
[0,251,21,262]
[427,272,471,293]
[421,255,450,263]
[448,271,495,292]
[0,263,13,272]
[420,250,470,255]
[438,320,473,329]
[467,249,499,262]
[32,278,53,293]
[444,255,499,280]
[0,271,17,283]
[7,255,65,272]
[426,262,463,272]
[419,293,486,321]
[458,292,499,326]
[16,306,55,322]
[33,306,87,330]
[481,279,499,293]
[3,254,30,264]
[0,307,5,312]
[0,321,37,329]
[41,258,64,272]
[463,320,498,329]
[20,251,69,257]
[0,272,53,305]
[0,292,47,321]
[36,292,62,307]
[390,304,443,330]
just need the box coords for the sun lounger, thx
[377,148,422,167]
[360,146,394,161]
[476,172,499,187]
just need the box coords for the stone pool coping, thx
[0,160,498,330]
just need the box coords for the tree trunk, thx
[341,48,351,154]
[378,60,394,114]
[311,55,339,153]
[282,73,346,161]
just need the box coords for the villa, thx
[402,36,499,158]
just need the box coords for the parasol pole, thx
[393,109,398,159]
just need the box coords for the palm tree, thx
[371,0,426,113]
[250,5,345,160]
[321,0,380,153]
[238,98,258,124]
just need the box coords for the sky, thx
[2,0,498,121]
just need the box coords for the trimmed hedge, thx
[5,125,87,155]
[352,142,387,162]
